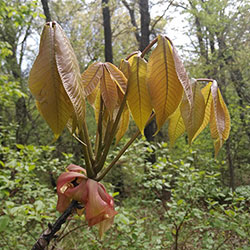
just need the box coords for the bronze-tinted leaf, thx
[119,59,130,79]
[100,65,118,113]
[181,81,205,144]
[172,41,193,108]
[168,106,185,146]
[218,90,230,140]
[210,80,230,156]
[105,62,127,94]
[90,88,109,143]
[147,35,183,132]
[192,82,213,141]
[29,23,74,138]
[87,84,99,107]
[82,62,103,96]
[54,22,86,127]
[126,56,152,134]
[115,105,130,144]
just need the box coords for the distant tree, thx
[41,0,51,22]
[176,0,250,190]
[102,0,113,63]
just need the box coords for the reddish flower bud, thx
[56,164,117,237]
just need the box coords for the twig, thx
[31,200,79,250]
[57,224,86,242]
[150,0,174,34]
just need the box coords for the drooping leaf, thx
[126,56,152,134]
[119,59,130,79]
[100,65,119,113]
[192,81,213,141]
[115,105,130,144]
[147,35,184,132]
[87,84,99,107]
[172,41,193,108]
[29,23,74,138]
[67,113,78,135]
[119,52,140,79]
[181,81,205,144]
[168,106,185,146]
[54,22,86,127]
[218,90,230,141]
[210,80,230,156]
[105,62,127,94]
[82,62,103,96]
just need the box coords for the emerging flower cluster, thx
[56,164,117,238]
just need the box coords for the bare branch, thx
[121,0,140,42]
[31,201,79,250]
[150,0,174,34]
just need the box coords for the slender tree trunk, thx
[41,0,51,22]
[139,0,150,51]
[102,0,113,63]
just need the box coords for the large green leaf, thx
[29,23,74,138]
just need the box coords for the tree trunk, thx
[102,0,113,63]
[139,0,150,51]
[41,0,51,22]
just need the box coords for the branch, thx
[41,0,52,22]
[18,17,33,68]
[150,0,174,34]
[121,0,140,42]
[31,200,79,250]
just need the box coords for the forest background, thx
[0,0,249,249]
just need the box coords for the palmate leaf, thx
[126,56,152,134]
[147,35,184,132]
[29,23,74,138]
[181,81,205,144]
[83,62,127,116]
[168,106,185,146]
[54,22,86,127]
[210,81,230,156]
